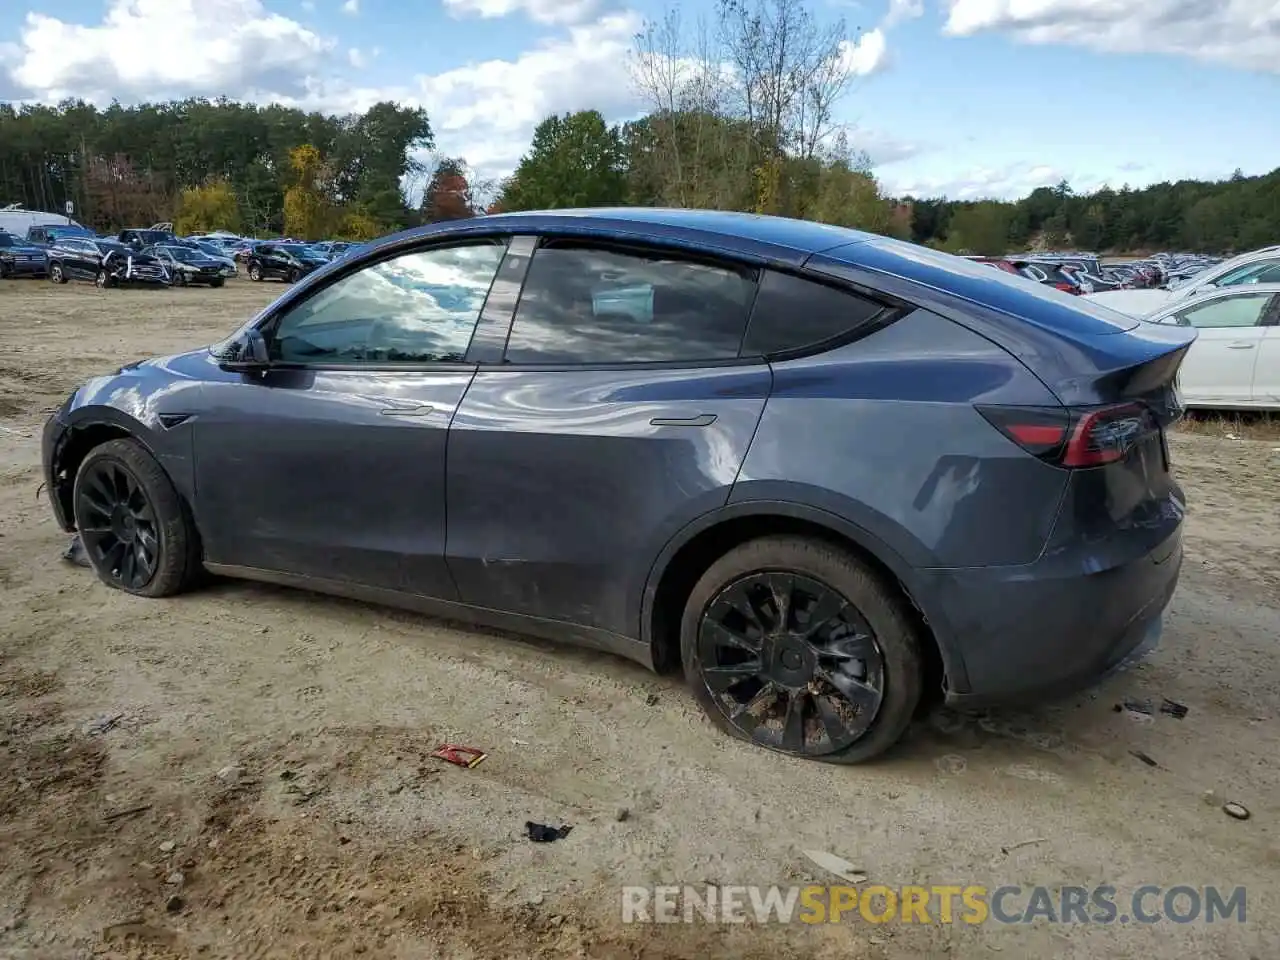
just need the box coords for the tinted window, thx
[503,243,756,364]
[742,271,887,356]
[271,241,506,364]
[1217,261,1280,286]
[1175,294,1273,328]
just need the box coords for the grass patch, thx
[1174,411,1280,441]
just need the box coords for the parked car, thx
[118,227,178,250]
[311,240,355,261]
[25,223,97,247]
[178,239,238,276]
[41,209,1194,764]
[1009,259,1083,294]
[1121,283,1280,411]
[47,237,169,287]
[0,203,87,243]
[142,244,228,287]
[246,242,329,282]
[1090,246,1280,315]
[0,231,49,278]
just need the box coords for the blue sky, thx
[1,0,1277,200]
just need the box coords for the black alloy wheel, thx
[681,536,922,764]
[75,458,160,590]
[696,571,886,756]
[71,438,203,597]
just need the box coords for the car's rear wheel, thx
[288,267,302,284]
[173,271,187,287]
[49,262,67,284]
[248,264,262,281]
[72,439,202,598]
[681,536,922,764]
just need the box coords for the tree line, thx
[1,0,1275,252]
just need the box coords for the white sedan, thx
[1099,283,1280,411]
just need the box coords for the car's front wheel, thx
[49,262,67,284]
[248,264,262,281]
[95,269,113,289]
[681,536,922,764]
[72,438,202,598]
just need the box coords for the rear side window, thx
[503,243,757,364]
[742,271,888,357]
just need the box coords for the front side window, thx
[1174,293,1273,328]
[503,242,757,364]
[270,241,507,364]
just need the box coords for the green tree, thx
[945,202,1015,255]
[174,179,241,234]
[497,111,628,211]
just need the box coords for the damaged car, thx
[43,209,1195,763]
[47,237,169,288]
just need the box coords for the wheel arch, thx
[640,500,967,698]
[50,412,162,532]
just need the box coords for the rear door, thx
[445,236,770,637]
[1166,292,1274,405]
[193,238,509,597]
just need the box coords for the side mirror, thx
[214,328,270,373]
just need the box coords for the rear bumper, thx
[924,525,1182,707]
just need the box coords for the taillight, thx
[978,402,1159,469]
[1054,282,1077,294]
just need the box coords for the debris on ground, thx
[1160,698,1189,719]
[525,822,572,843]
[215,764,243,785]
[644,693,660,706]
[614,807,630,822]
[61,534,91,568]
[158,840,176,854]
[83,713,124,736]
[102,804,151,823]
[1222,802,1251,821]
[431,744,487,769]
[1000,837,1048,855]
[801,849,867,884]
[164,895,184,914]
[1115,698,1153,714]
[1129,750,1159,768]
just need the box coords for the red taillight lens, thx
[1062,403,1156,467]
[979,402,1159,468]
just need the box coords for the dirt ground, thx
[0,279,1277,959]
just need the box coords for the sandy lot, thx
[1,279,1278,959]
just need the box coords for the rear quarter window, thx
[742,271,889,357]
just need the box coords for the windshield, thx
[98,241,129,253]
[165,246,203,262]
[279,243,318,257]
[193,241,223,257]
[49,226,94,239]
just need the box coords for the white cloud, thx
[839,28,888,76]
[882,163,1069,200]
[347,47,366,68]
[341,0,359,14]
[8,0,331,102]
[442,0,600,26]
[301,0,315,10]
[944,0,1280,73]
[883,0,924,28]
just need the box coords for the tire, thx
[49,262,67,284]
[95,269,113,289]
[248,263,262,281]
[71,438,203,598]
[680,535,922,764]
[0,262,9,279]
[210,278,225,288]
[173,271,188,287]
[288,268,301,284]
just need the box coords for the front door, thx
[193,238,510,598]
[445,237,770,637]
[1170,292,1274,405]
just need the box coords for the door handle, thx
[379,404,434,417]
[1227,342,1256,349]
[650,413,717,427]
